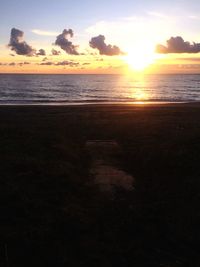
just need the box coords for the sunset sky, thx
[1,0,200,74]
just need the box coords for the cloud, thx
[18,61,31,66]
[147,11,168,18]
[156,36,200,54]
[8,28,36,56]
[51,49,61,56]
[32,29,59,36]
[55,61,79,67]
[188,15,200,21]
[39,60,79,67]
[55,29,79,55]
[37,49,46,56]
[6,61,31,67]
[89,35,124,56]
[40,61,54,66]
[176,57,200,61]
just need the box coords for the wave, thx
[0,74,200,104]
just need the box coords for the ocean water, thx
[0,74,200,104]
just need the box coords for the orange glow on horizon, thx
[1,48,200,74]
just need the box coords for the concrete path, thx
[86,140,134,193]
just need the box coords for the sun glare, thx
[124,43,159,71]
[125,52,154,71]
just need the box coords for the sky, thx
[1,0,200,74]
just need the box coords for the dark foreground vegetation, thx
[0,103,200,267]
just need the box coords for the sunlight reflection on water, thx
[0,74,199,104]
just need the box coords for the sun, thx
[125,52,155,71]
[124,43,159,71]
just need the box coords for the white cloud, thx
[31,29,59,36]
[188,15,200,20]
[147,11,168,19]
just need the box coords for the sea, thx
[0,73,200,105]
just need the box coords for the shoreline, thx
[0,100,198,107]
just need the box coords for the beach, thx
[1,103,200,266]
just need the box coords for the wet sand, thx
[0,103,200,266]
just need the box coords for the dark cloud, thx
[82,62,90,65]
[7,61,31,67]
[51,49,61,56]
[156,36,200,54]
[39,60,79,67]
[55,29,79,55]
[55,60,79,67]
[8,28,36,56]
[40,61,54,66]
[37,49,46,56]
[89,35,124,56]
[22,61,30,65]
